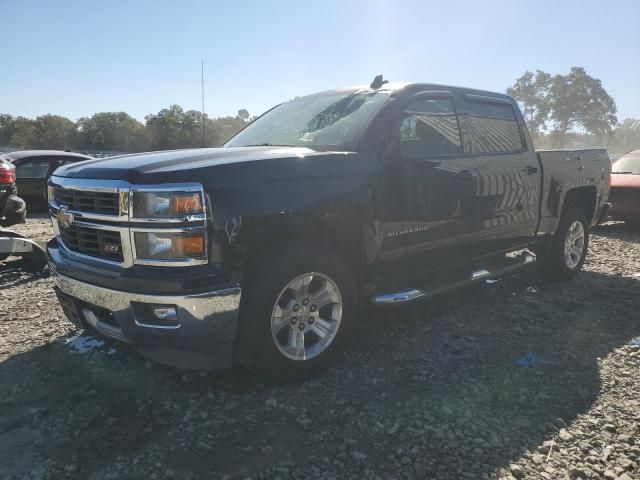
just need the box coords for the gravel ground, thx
[1,215,639,480]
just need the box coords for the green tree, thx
[611,118,640,152]
[31,114,77,149]
[548,67,617,144]
[0,114,15,146]
[9,117,37,148]
[506,70,552,135]
[0,105,253,152]
[77,112,147,152]
[237,109,250,122]
[145,105,191,150]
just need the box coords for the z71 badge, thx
[103,244,120,253]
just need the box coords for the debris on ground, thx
[1,217,639,479]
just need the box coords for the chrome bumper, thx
[53,273,242,368]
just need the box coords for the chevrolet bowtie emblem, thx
[57,207,74,229]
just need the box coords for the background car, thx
[0,158,26,227]
[0,150,93,207]
[609,149,640,224]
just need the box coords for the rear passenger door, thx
[14,157,53,204]
[459,94,540,255]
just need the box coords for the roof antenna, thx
[370,74,388,89]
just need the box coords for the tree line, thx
[0,105,253,153]
[506,66,639,154]
[1,67,639,156]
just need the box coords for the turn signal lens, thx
[170,194,202,215]
[172,235,204,256]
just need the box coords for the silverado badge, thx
[56,207,74,229]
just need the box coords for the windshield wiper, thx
[612,171,634,174]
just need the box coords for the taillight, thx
[0,162,16,184]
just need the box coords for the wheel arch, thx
[241,211,368,286]
[560,186,598,226]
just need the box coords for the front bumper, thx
[52,270,242,369]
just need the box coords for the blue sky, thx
[2,0,639,121]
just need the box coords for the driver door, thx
[377,90,480,278]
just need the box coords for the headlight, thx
[47,185,55,203]
[134,231,206,260]
[133,191,203,219]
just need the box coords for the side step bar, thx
[371,289,425,304]
[371,252,535,305]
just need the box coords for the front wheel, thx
[235,246,357,383]
[537,207,590,281]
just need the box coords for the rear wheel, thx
[538,207,589,281]
[235,246,357,383]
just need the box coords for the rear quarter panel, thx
[536,148,610,235]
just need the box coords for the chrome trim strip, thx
[372,289,425,304]
[49,176,131,192]
[63,219,128,232]
[186,287,242,299]
[471,269,491,280]
[134,318,181,330]
[130,214,206,224]
[130,183,204,192]
[49,200,129,223]
[132,257,208,267]
[129,226,207,234]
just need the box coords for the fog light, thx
[152,306,177,322]
[132,302,180,328]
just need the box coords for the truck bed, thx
[536,148,610,235]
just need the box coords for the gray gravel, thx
[1,215,639,480]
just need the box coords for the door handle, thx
[523,166,538,175]
[454,170,475,181]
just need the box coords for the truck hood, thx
[54,146,331,182]
[611,173,640,189]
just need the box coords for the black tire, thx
[19,251,49,274]
[235,245,357,383]
[537,207,590,282]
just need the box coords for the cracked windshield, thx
[1,1,639,479]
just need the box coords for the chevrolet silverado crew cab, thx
[48,78,611,382]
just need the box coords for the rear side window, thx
[15,158,52,178]
[460,97,524,154]
[400,97,462,159]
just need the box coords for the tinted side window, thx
[460,99,524,154]
[400,97,462,159]
[15,159,51,178]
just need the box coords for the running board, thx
[371,252,535,305]
[370,289,426,304]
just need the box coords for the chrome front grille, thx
[48,176,207,268]
[54,188,119,215]
[58,223,124,262]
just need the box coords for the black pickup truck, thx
[47,79,611,381]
